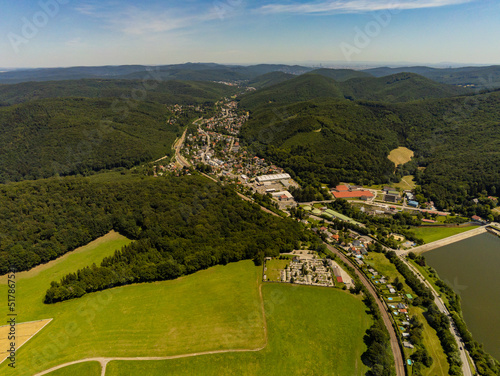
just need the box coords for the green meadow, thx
[0,234,264,376]
[46,361,101,376]
[1,231,374,376]
[107,283,371,376]
[411,225,479,244]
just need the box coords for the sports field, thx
[388,147,414,166]
[411,225,479,244]
[106,283,371,376]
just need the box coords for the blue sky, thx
[1,0,499,68]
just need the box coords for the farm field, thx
[411,225,479,244]
[0,234,264,376]
[45,361,101,376]
[0,319,52,363]
[388,147,414,166]
[106,283,371,376]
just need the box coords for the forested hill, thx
[0,98,187,183]
[248,71,296,89]
[0,173,306,297]
[309,68,372,81]
[0,79,238,106]
[240,91,500,210]
[239,72,469,109]
[0,63,313,84]
[363,65,500,89]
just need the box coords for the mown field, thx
[106,283,371,376]
[0,234,264,376]
[388,147,414,166]
[411,225,479,244]
[46,361,101,376]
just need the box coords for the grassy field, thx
[265,259,291,282]
[388,147,414,166]
[412,307,450,376]
[106,283,372,376]
[46,362,101,376]
[493,207,500,215]
[0,234,264,376]
[411,225,479,244]
[393,175,416,190]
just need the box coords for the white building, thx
[255,173,291,184]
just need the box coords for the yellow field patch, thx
[388,147,414,166]
[493,207,500,214]
[0,319,52,364]
[394,175,416,190]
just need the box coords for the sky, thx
[1,0,499,68]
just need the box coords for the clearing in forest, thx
[388,147,414,166]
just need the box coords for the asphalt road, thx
[401,258,474,376]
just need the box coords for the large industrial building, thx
[255,173,291,184]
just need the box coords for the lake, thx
[425,232,500,361]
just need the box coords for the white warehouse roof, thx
[256,173,291,183]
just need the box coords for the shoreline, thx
[399,226,488,255]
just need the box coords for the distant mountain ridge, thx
[239,71,469,109]
[0,79,238,106]
[2,63,499,89]
[363,65,500,88]
[0,63,313,84]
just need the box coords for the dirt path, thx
[34,284,268,376]
[326,244,406,376]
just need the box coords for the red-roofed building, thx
[421,219,436,223]
[332,191,374,199]
[335,185,350,192]
[336,276,343,283]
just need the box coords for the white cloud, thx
[75,3,225,35]
[258,0,476,15]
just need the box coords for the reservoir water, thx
[424,232,500,361]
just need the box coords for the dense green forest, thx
[240,98,399,186]
[240,82,500,213]
[0,174,306,280]
[0,63,313,84]
[239,72,468,109]
[364,65,500,89]
[0,98,191,183]
[0,79,238,106]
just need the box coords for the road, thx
[326,244,406,376]
[173,127,191,168]
[397,225,488,256]
[401,258,474,376]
